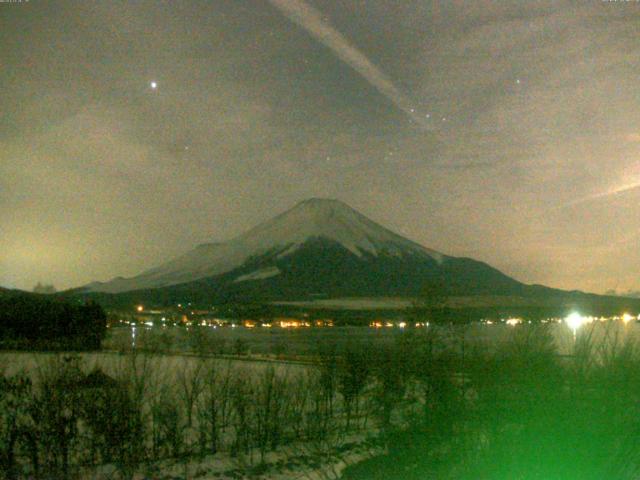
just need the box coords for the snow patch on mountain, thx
[233,266,281,283]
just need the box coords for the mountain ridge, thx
[85,198,446,294]
[72,198,640,318]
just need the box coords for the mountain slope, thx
[74,198,640,316]
[86,198,447,294]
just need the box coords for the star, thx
[150,81,158,90]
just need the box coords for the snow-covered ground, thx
[90,434,383,480]
[1,350,383,480]
[0,351,306,378]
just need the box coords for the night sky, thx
[1,0,639,294]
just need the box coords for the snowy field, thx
[2,320,640,479]
[0,350,307,379]
[0,350,381,480]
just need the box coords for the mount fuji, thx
[83,198,525,299]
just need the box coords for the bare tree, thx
[176,359,206,429]
[337,343,371,431]
[196,361,234,454]
[229,372,253,459]
[0,374,32,480]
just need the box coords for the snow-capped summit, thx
[237,198,443,260]
[85,198,445,293]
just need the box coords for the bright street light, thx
[565,312,585,335]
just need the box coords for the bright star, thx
[150,81,158,89]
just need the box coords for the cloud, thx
[267,0,431,129]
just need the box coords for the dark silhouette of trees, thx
[0,295,107,350]
[337,342,371,430]
[408,277,451,325]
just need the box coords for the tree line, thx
[0,294,107,350]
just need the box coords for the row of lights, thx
[135,305,636,333]
[565,312,636,333]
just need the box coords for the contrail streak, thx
[268,0,431,129]
[591,181,640,200]
[564,179,640,208]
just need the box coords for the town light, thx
[136,305,143,312]
[565,312,585,334]
[622,313,633,325]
